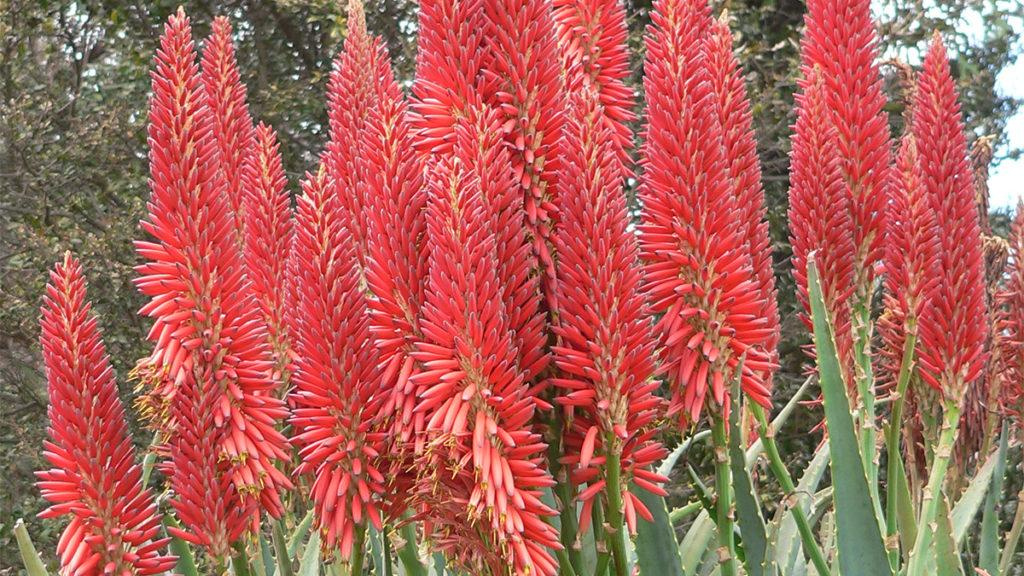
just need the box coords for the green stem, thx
[350,523,367,576]
[382,527,394,576]
[669,501,703,525]
[853,300,879,504]
[905,401,961,576]
[603,440,630,576]
[884,331,917,570]
[547,410,583,573]
[999,487,1024,575]
[711,414,738,576]
[752,404,831,576]
[232,539,253,576]
[396,516,427,576]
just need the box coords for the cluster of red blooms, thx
[34,0,1003,573]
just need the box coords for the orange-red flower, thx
[912,35,987,397]
[552,87,667,535]
[136,9,291,552]
[479,0,566,313]
[325,0,394,271]
[201,16,255,240]
[552,0,634,165]
[38,253,175,576]
[288,166,391,558]
[877,134,939,387]
[705,13,780,380]
[360,52,430,446]
[639,0,774,426]
[242,123,294,388]
[410,0,487,154]
[788,67,857,386]
[798,0,891,288]
[412,126,559,574]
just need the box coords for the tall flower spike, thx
[242,122,294,389]
[325,0,394,269]
[136,8,291,548]
[412,145,560,576]
[552,87,667,536]
[877,134,939,389]
[913,34,987,397]
[999,201,1024,421]
[552,0,634,165]
[37,253,175,576]
[639,0,774,427]
[479,0,566,313]
[411,0,488,154]
[289,166,390,559]
[360,50,430,446]
[201,16,256,239]
[798,0,891,289]
[787,67,857,386]
[705,12,780,377]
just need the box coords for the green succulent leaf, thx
[634,483,685,576]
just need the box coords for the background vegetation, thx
[1,0,1021,569]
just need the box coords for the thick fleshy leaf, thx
[14,519,49,576]
[730,375,767,576]
[980,424,1009,574]
[808,258,891,576]
[952,448,999,545]
[634,485,684,576]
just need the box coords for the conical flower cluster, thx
[639,0,775,426]
[912,35,988,397]
[135,9,291,554]
[38,254,175,576]
[553,87,667,535]
[288,167,391,558]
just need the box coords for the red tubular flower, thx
[552,0,634,164]
[912,34,987,397]
[201,16,255,238]
[552,87,667,535]
[360,52,430,447]
[877,134,939,387]
[242,122,294,386]
[325,0,393,268]
[639,0,774,426]
[412,139,560,575]
[479,0,566,313]
[410,0,487,154]
[704,13,780,377]
[787,68,857,385]
[999,201,1024,419]
[798,0,891,288]
[135,8,291,550]
[288,167,390,559]
[37,253,175,576]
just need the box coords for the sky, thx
[990,55,1024,209]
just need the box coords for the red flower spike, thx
[136,8,292,547]
[552,0,634,165]
[201,16,255,240]
[242,122,294,388]
[999,201,1024,420]
[639,0,774,427]
[37,253,175,576]
[411,0,488,154]
[453,105,549,388]
[877,134,940,389]
[479,0,566,314]
[912,35,987,397]
[288,166,390,559]
[787,67,857,387]
[704,13,780,381]
[325,0,394,270]
[360,56,430,448]
[413,145,559,575]
[798,0,891,288]
[552,87,668,535]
